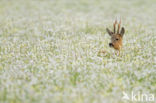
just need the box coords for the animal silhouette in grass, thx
[106,20,125,51]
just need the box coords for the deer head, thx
[106,20,125,50]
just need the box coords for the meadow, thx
[0,0,155,103]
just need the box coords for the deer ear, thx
[106,28,113,36]
[120,27,125,37]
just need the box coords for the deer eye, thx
[116,38,119,41]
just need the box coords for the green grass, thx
[0,0,155,103]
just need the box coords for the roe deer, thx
[106,20,125,51]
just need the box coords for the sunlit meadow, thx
[0,0,155,103]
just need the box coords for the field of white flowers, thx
[0,0,155,103]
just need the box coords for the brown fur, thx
[106,20,125,51]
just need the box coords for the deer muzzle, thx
[109,43,113,47]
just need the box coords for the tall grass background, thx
[0,0,155,103]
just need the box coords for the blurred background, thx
[0,0,155,103]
